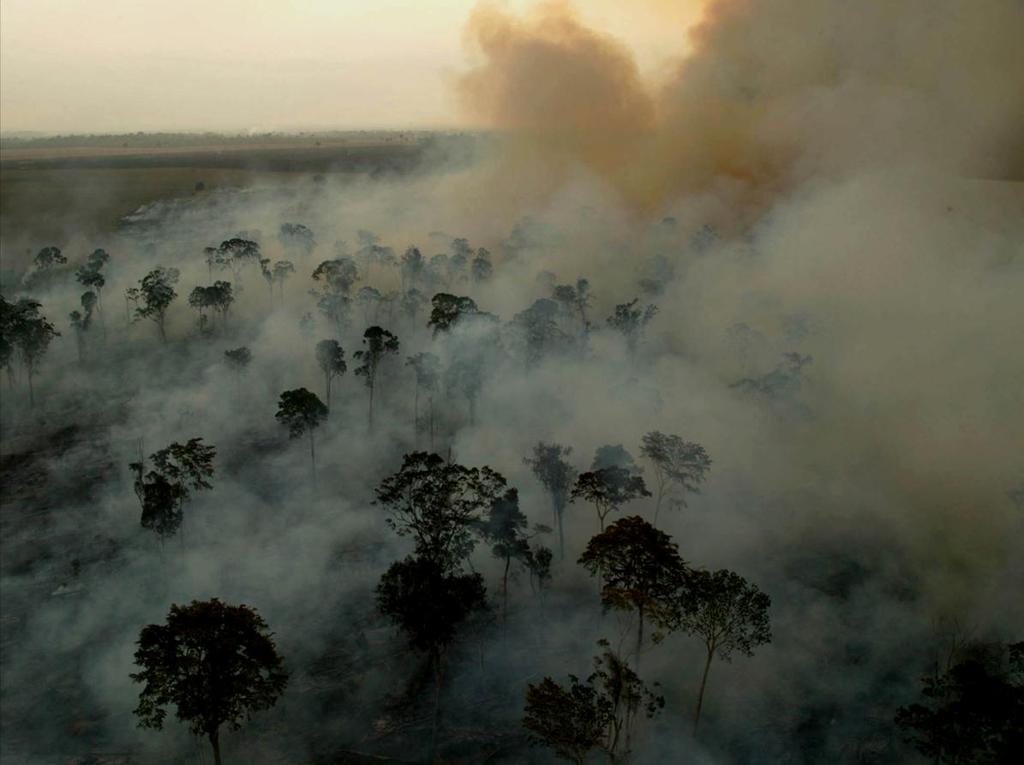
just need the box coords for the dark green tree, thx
[134,267,180,342]
[571,467,651,532]
[354,326,399,429]
[131,599,288,765]
[427,293,481,336]
[375,451,507,573]
[665,568,772,734]
[578,516,687,658]
[275,388,328,480]
[2,297,60,406]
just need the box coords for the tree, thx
[275,388,328,480]
[69,291,97,363]
[578,516,686,658]
[271,260,295,301]
[895,641,1023,764]
[400,288,426,327]
[315,339,347,405]
[354,326,399,429]
[356,285,383,325]
[511,298,572,367]
[131,599,288,765]
[312,257,359,295]
[224,346,252,373]
[375,451,507,573]
[444,353,484,426]
[476,487,549,621]
[130,438,216,545]
[3,297,60,406]
[471,248,493,283]
[377,556,488,762]
[406,351,441,448]
[524,442,577,560]
[571,467,651,532]
[76,248,110,307]
[427,293,482,336]
[401,245,426,290]
[188,281,234,333]
[278,222,316,257]
[523,643,663,765]
[639,432,712,524]
[134,267,180,342]
[552,278,591,335]
[664,568,771,734]
[606,298,657,356]
[217,238,261,282]
[33,245,66,270]
[591,444,641,474]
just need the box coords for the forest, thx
[2,0,1023,763]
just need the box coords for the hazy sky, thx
[0,0,702,134]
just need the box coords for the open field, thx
[0,136,439,274]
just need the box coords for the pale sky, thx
[0,0,701,133]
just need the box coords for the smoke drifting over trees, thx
[1,1,1022,763]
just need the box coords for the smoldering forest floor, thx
[1,147,1021,765]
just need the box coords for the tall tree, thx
[354,326,399,429]
[552,278,591,335]
[471,247,493,284]
[224,346,252,374]
[278,222,316,257]
[476,487,549,622]
[3,297,60,406]
[571,467,651,532]
[134,267,180,343]
[406,351,441,448]
[131,599,288,765]
[664,568,772,734]
[217,238,261,283]
[524,442,577,560]
[130,438,216,545]
[578,516,686,658]
[639,432,712,524]
[401,245,426,290]
[315,339,347,405]
[375,451,507,573]
[377,556,487,762]
[275,388,328,481]
[75,248,110,309]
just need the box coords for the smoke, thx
[459,0,1024,212]
[1,1,1022,763]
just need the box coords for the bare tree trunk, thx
[310,431,317,486]
[209,728,222,765]
[693,647,715,735]
[428,393,435,451]
[503,555,511,623]
[430,650,443,764]
[27,366,35,408]
[367,383,374,430]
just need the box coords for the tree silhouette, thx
[354,326,399,429]
[224,346,252,374]
[131,438,216,545]
[376,451,507,573]
[639,431,712,524]
[606,298,657,356]
[2,296,60,406]
[377,555,487,761]
[427,293,481,336]
[895,641,1023,764]
[278,222,316,257]
[131,599,287,765]
[476,487,549,621]
[571,467,651,532]
[665,568,771,734]
[406,351,441,448]
[275,388,328,480]
[134,267,180,342]
[578,516,686,658]
[523,643,662,765]
[524,442,577,560]
[315,339,347,405]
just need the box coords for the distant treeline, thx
[0,130,447,151]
